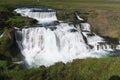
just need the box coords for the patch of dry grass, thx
[88,10,120,39]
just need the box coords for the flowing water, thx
[14,6,120,68]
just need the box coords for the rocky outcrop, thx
[0,29,23,61]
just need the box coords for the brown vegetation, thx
[88,10,120,39]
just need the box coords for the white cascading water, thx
[0,33,4,38]
[14,7,57,24]
[14,7,120,68]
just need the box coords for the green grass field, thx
[0,0,120,10]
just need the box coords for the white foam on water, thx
[0,33,4,38]
[14,7,120,68]
[14,7,57,24]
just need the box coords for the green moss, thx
[0,60,9,70]
[7,16,37,28]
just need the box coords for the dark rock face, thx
[15,31,22,41]
[49,27,57,31]
[69,29,78,32]
[101,36,119,44]
[87,33,95,36]
[0,29,23,61]
[53,21,60,25]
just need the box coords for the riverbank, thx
[1,57,120,80]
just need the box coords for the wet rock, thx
[49,27,57,31]
[69,29,77,32]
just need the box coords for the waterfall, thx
[75,12,84,21]
[0,33,4,38]
[15,23,92,68]
[14,6,120,68]
[14,7,57,24]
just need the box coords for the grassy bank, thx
[1,57,120,80]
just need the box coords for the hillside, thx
[1,58,120,80]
